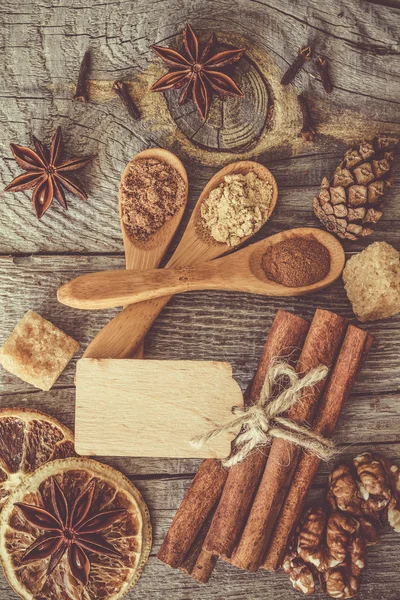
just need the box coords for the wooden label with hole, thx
[75,359,244,458]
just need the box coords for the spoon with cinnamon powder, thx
[58,228,345,309]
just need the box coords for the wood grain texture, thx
[1,255,399,394]
[0,0,400,597]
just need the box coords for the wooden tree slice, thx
[166,50,271,152]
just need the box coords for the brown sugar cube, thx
[0,311,79,391]
[343,242,400,322]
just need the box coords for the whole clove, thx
[281,46,313,86]
[315,56,333,93]
[113,81,141,121]
[298,95,316,142]
[73,50,91,103]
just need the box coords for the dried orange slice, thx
[0,457,152,600]
[0,408,75,511]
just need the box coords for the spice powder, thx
[200,172,273,247]
[120,158,186,242]
[261,235,331,287]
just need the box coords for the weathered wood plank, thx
[0,535,398,600]
[1,255,399,394]
[1,386,399,454]
[0,0,399,254]
[1,137,399,253]
[0,459,399,599]
[1,0,400,597]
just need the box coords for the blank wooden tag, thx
[75,359,244,458]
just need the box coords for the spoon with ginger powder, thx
[58,228,345,310]
[81,160,278,358]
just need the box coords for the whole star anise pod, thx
[151,24,245,120]
[15,477,126,586]
[4,126,94,219]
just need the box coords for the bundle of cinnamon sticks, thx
[157,309,373,582]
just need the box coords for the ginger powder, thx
[200,172,273,246]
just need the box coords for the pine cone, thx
[313,137,397,240]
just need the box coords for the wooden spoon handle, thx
[82,296,172,358]
[58,264,227,310]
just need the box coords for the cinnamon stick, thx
[202,310,310,559]
[179,511,218,583]
[262,325,373,571]
[157,310,309,577]
[230,309,347,571]
[157,459,227,568]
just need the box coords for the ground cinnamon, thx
[262,325,374,571]
[261,235,331,287]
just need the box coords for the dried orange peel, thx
[0,457,152,600]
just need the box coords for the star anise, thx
[151,24,245,120]
[15,477,126,586]
[4,126,94,219]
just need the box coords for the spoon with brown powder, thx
[80,160,278,358]
[119,148,188,263]
[81,148,188,360]
[58,228,345,309]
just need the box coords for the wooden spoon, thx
[84,147,188,359]
[119,148,188,267]
[58,228,344,309]
[81,160,278,358]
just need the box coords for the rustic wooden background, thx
[1,0,400,598]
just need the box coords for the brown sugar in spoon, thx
[83,148,188,360]
[59,228,344,309]
[80,160,278,358]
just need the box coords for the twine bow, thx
[191,361,337,468]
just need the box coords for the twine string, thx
[191,361,336,468]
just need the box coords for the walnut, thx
[329,454,395,522]
[379,455,400,532]
[328,464,363,516]
[324,531,365,599]
[297,506,330,570]
[358,516,378,546]
[326,513,360,568]
[325,568,359,599]
[282,452,399,598]
[288,505,366,599]
[283,551,316,595]
[353,453,392,518]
